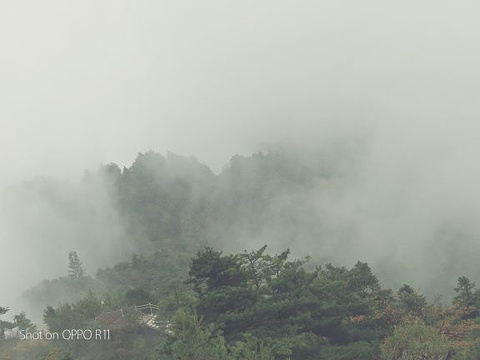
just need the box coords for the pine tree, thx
[0,307,10,332]
[454,276,480,317]
[68,251,85,279]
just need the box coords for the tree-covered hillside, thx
[96,150,326,254]
[6,149,480,319]
[4,150,480,359]
[4,246,480,359]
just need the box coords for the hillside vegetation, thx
[2,151,480,359]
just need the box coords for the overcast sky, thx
[2,0,480,185]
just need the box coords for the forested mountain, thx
[3,150,477,314]
[5,150,326,322]
[3,150,480,359]
[98,150,326,254]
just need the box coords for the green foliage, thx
[124,287,154,306]
[380,317,453,360]
[228,334,275,360]
[169,311,275,360]
[313,342,377,360]
[185,246,385,359]
[454,276,480,318]
[115,151,215,248]
[13,312,35,331]
[396,284,427,317]
[0,306,12,330]
[452,342,480,359]
[12,244,480,360]
[188,247,249,294]
[96,250,195,319]
[170,310,229,360]
[43,292,104,332]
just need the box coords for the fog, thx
[2,0,480,309]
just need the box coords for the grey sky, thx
[1,1,479,184]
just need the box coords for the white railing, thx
[134,303,161,315]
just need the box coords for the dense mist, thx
[2,0,480,339]
[0,174,133,308]
[2,139,480,315]
[2,0,480,183]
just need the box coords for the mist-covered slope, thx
[3,148,480,359]
[3,147,480,312]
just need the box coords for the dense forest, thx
[2,151,480,359]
